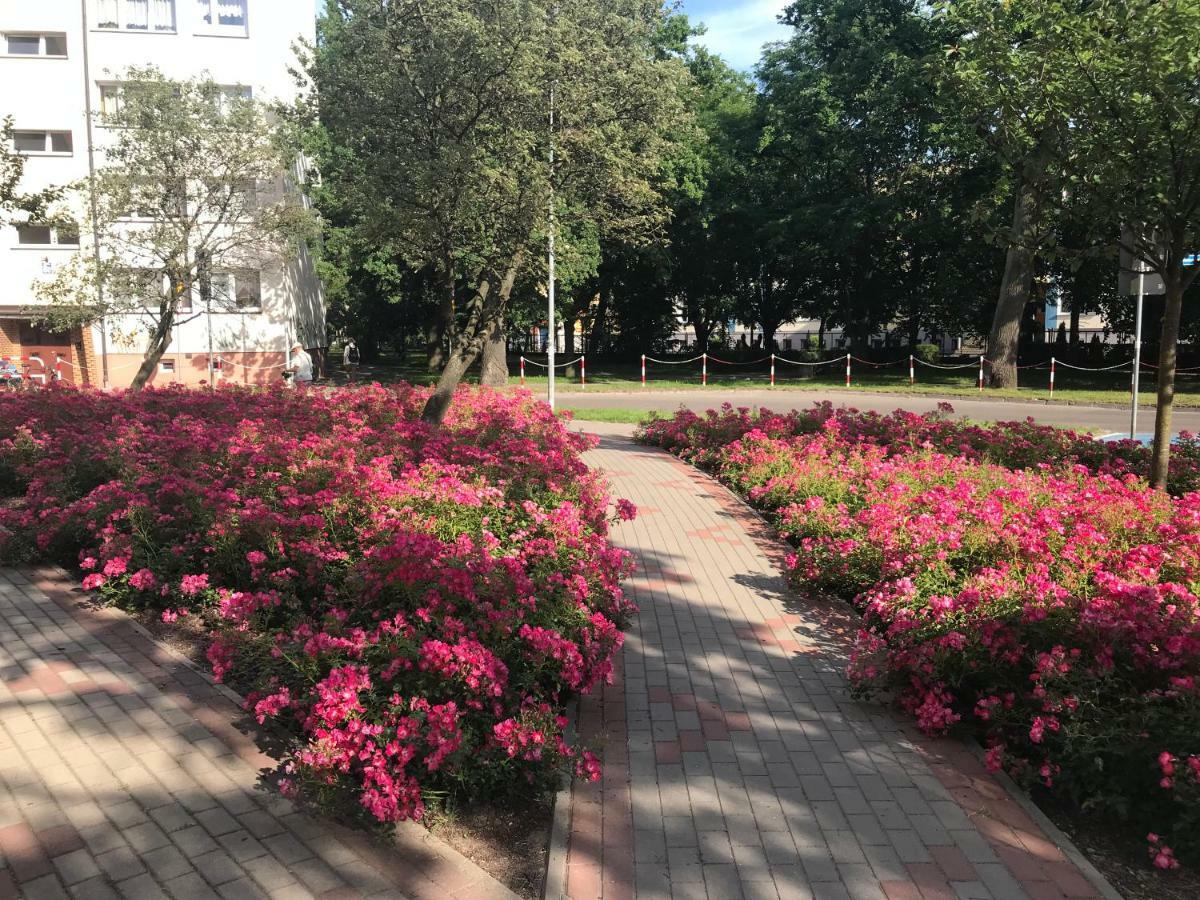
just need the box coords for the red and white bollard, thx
[702,353,708,386]
[641,354,646,388]
[55,355,64,381]
[580,355,586,388]
[770,354,776,388]
[978,355,985,392]
[1049,357,1056,398]
[520,357,526,387]
[845,353,851,387]
[909,354,915,385]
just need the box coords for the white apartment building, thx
[0,0,325,387]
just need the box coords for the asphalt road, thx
[559,386,1200,435]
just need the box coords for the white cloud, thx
[691,0,791,71]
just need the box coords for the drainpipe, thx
[79,0,109,388]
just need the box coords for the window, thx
[99,84,123,117]
[121,177,187,219]
[214,84,252,115]
[3,33,67,56]
[11,131,73,155]
[18,322,70,346]
[96,0,176,32]
[158,359,175,373]
[197,0,247,36]
[16,224,78,246]
[211,269,260,310]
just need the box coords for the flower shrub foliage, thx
[0,384,634,823]
[639,403,1200,863]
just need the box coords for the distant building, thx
[0,0,324,387]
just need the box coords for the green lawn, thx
[558,407,658,424]
[349,357,1200,408]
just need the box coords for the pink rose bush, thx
[639,403,1200,864]
[0,383,634,823]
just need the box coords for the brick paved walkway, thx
[0,568,515,900]
[562,424,1111,900]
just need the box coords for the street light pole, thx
[1131,266,1145,439]
[546,81,556,412]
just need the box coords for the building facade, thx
[1,0,324,388]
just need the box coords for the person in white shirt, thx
[342,339,360,381]
[288,343,314,386]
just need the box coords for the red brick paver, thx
[0,567,516,900]
[561,424,1108,900]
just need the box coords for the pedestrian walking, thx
[342,339,360,381]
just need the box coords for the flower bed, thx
[639,404,1200,865]
[0,384,635,824]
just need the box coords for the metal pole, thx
[770,354,775,388]
[641,354,646,388]
[546,82,556,412]
[1050,357,1056,398]
[198,251,213,388]
[580,354,585,388]
[80,0,108,389]
[909,354,915,385]
[845,353,851,387]
[1131,268,1145,439]
[520,356,525,387]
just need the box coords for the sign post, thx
[1119,230,1166,439]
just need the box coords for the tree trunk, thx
[479,317,508,386]
[130,307,175,391]
[987,178,1038,388]
[426,271,455,371]
[1150,279,1184,490]
[692,317,711,353]
[422,252,524,425]
[761,320,779,354]
[1070,302,1081,346]
[588,291,607,356]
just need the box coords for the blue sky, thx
[681,0,791,71]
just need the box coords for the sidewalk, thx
[561,423,1113,900]
[0,568,516,900]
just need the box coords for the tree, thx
[34,69,316,389]
[939,0,1084,388]
[1050,1,1200,488]
[761,0,999,353]
[307,0,685,424]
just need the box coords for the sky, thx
[681,0,791,71]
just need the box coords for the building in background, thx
[0,0,324,387]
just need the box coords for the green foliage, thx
[913,343,939,364]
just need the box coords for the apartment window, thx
[96,0,176,32]
[197,0,247,36]
[11,131,73,155]
[16,224,78,246]
[121,177,187,219]
[3,33,67,56]
[158,359,175,373]
[211,269,260,310]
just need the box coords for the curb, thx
[542,774,572,900]
[542,702,578,900]
[40,565,521,900]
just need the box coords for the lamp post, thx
[197,250,213,387]
[1130,265,1145,440]
[546,81,556,412]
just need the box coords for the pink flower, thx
[102,557,128,577]
[179,574,210,596]
[615,498,637,521]
[81,574,106,591]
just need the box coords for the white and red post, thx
[1049,357,1056,398]
[702,353,708,386]
[909,354,915,385]
[978,355,985,392]
[845,353,851,387]
[580,355,586,388]
[520,356,526,387]
[641,354,646,388]
[770,354,776,388]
